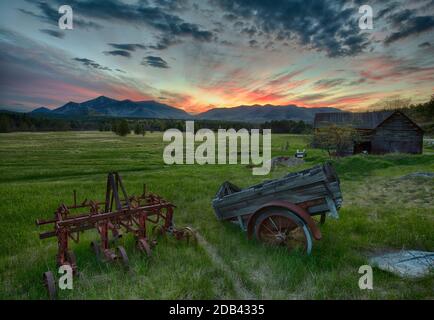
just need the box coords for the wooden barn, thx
[313,110,424,154]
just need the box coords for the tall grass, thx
[0,132,432,299]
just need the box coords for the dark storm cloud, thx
[103,50,132,58]
[22,0,214,44]
[385,15,434,44]
[223,13,238,21]
[214,0,370,57]
[368,2,434,45]
[141,56,170,69]
[39,29,64,38]
[377,2,400,19]
[249,39,259,48]
[241,26,257,38]
[148,36,180,50]
[19,2,102,29]
[108,43,146,51]
[153,0,191,12]
[73,58,112,71]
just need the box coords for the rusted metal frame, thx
[136,211,148,239]
[40,202,173,241]
[37,204,100,226]
[96,221,110,251]
[118,220,137,233]
[116,173,131,209]
[68,230,79,243]
[110,173,122,211]
[104,173,112,212]
[57,203,172,228]
[145,206,170,224]
[56,227,68,267]
[40,224,94,239]
[68,199,104,210]
[164,206,174,229]
[145,212,162,224]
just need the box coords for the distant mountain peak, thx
[30,106,51,114]
[197,104,341,123]
[31,96,191,119]
[94,95,115,101]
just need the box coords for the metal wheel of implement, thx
[116,246,129,269]
[137,238,152,257]
[43,271,57,300]
[254,208,313,254]
[90,241,101,260]
[180,227,197,244]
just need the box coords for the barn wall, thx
[371,113,423,154]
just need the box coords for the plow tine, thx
[116,173,131,208]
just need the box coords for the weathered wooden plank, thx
[212,164,343,221]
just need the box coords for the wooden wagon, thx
[212,163,343,254]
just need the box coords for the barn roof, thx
[314,111,395,129]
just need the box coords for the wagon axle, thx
[37,172,195,299]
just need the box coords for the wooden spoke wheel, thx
[254,208,312,254]
[116,246,129,269]
[137,238,152,257]
[43,271,57,300]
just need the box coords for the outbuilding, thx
[313,110,424,154]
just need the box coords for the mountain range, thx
[196,104,341,123]
[29,96,341,123]
[30,96,190,119]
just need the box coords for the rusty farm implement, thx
[37,172,195,299]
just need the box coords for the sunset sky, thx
[0,0,433,113]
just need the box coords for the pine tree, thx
[116,119,130,136]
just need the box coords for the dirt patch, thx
[345,174,434,209]
[399,172,434,179]
[269,156,304,169]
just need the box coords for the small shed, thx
[314,110,424,154]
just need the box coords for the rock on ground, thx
[369,250,434,278]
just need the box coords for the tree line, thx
[103,119,312,136]
[0,112,314,135]
[0,112,100,132]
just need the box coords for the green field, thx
[0,131,433,299]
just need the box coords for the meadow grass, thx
[0,131,432,299]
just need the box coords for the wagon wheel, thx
[90,241,101,260]
[178,227,197,245]
[137,238,152,257]
[116,246,129,269]
[254,208,312,254]
[43,271,57,300]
